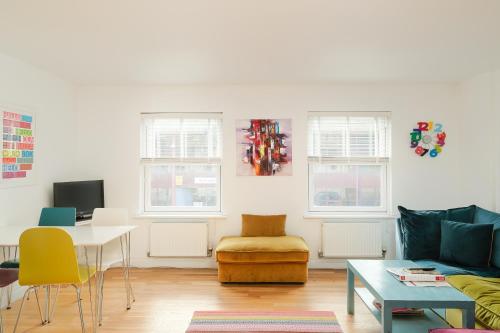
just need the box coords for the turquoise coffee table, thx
[347,260,475,333]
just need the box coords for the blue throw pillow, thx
[398,206,446,260]
[440,220,494,267]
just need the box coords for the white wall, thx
[0,53,77,226]
[458,70,500,211]
[0,52,77,305]
[76,84,465,268]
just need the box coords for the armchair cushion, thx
[216,236,309,263]
[241,214,286,237]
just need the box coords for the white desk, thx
[0,225,137,332]
[0,225,135,246]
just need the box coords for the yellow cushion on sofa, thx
[241,214,286,237]
[216,236,309,263]
[447,275,500,330]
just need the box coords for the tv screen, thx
[53,180,104,220]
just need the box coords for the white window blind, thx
[141,113,222,162]
[308,112,391,162]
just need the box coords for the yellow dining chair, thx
[14,228,96,333]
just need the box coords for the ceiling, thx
[0,0,500,85]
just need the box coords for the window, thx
[307,112,391,213]
[140,113,222,213]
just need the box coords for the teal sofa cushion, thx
[474,207,500,268]
[398,206,446,260]
[415,259,500,277]
[398,205,476,260]
[440,220,494,267]
[447,205,476,224]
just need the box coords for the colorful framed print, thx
[1,105,36,186]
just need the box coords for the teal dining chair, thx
[38,207,77,227]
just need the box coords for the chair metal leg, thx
[48,285,60,323]
[6,285,12,310]
[74,286,85,333]
[13,287,32,333]
[33,288,45,325]
[98,272,105,325]
[0,288,4,333]
[44,285,51,323]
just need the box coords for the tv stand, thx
[76,214,92,222]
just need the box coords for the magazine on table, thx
[403,281,450,287]
[386,267,445,282]
[372,300,424,316]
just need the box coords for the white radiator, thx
[321,222,383,258]
[149,222,209,257]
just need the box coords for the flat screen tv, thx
[53,180,104,220]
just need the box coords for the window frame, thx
[140,112,223,214]
[142,162,222,213]
[308,161,389,213]
[307,111,391,214]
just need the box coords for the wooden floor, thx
[1,268,380,333]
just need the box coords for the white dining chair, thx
[90,208,135,320]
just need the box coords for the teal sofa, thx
[396,206,500,276]
[395,205,500,329]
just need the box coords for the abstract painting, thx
[236,119,292,176]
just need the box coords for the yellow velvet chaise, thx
[215,214,309,283]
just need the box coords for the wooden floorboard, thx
[1,268,380,333]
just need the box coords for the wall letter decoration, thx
[410,121,445,158]
[1,105,36,186]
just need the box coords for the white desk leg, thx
[94,245,103,331]
[125,232,134,308]
[84,246,95,331]
[127,232,134,303]
[120,235,131,310]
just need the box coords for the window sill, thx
[304,212,395,219]
[135,212,227,220]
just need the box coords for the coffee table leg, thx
[461,303,475,329]
[347,267,354,315]
[381,302,392,333]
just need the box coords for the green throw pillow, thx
[440,219,494,267]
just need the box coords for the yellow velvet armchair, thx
[215,214,309,283]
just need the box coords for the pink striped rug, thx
[185,310,343,333]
